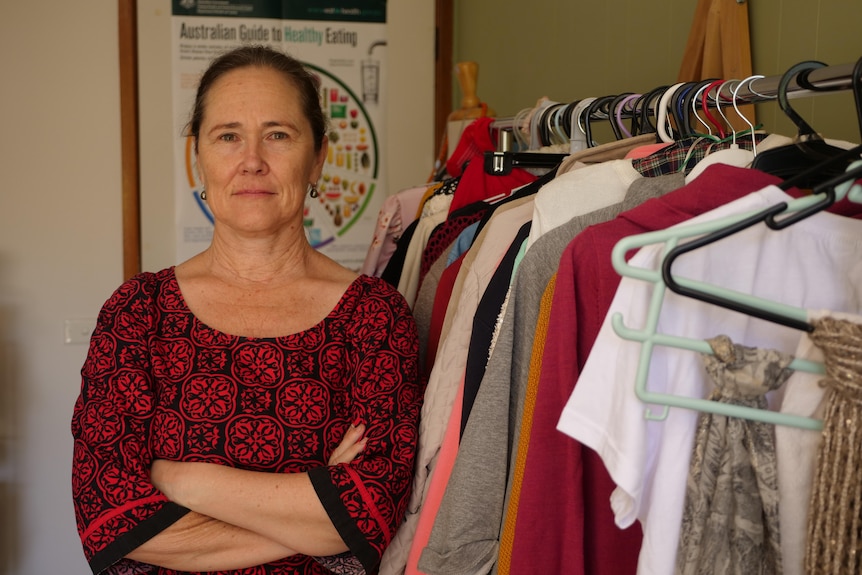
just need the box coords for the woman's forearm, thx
[126,509,295,571]
[152,460,349,557]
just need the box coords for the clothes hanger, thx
[656,82,687,143]
[607,92,635,140]
[614,93,641,139]
[569,97,597,152]
[731,75,767,154]
[638,85,669,138]
[750,60,851,187]
[659,150,862,331]
[713,80,738,138]
[560,99,580,141]
[550,102,571,145]
[684,76,765,183]
[527,98,561,150]
[670,82,697,137]
[689,82,718,139]
[483,150,568,175]
[583,95,616,148]
[628,94,647,137]
[540,102,568,147]
[700,79,728,139]
[609,158,862,429]
[853,55,862,139]
[484,102,569,175]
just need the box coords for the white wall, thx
[0,2,433,574]
[0,2,123,574]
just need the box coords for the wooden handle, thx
[456,61,480,109]
[448,61,494,121]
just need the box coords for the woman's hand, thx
[329,421,367,466]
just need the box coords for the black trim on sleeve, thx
[308,466,379,573]
[89,502,191,575]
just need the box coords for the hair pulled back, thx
[187,45,327,152]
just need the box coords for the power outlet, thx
[64,318,97,345]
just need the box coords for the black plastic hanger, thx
[638,85,669,139]
[483,151,567,175]
[750,60,850,187]
[583,95,616,148]
[853,55,862,140]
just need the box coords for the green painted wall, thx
[453,0,862,143]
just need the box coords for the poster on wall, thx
[171,0,387,270]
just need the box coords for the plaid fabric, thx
[633,133,768,177]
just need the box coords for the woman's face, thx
[195,65,327,237]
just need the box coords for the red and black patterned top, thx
[71,268,421,575]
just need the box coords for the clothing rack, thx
[728,61,857,102]
[488,60,862,152]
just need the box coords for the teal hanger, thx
[610,159,862,431]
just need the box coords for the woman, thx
[71,45,421,575]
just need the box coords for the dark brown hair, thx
[186,45,327,152]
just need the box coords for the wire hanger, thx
[689,81,719,139]
[700,79,729,139]
[731,75,766,154]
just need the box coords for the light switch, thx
[64,318,97,345]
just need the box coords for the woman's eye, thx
[270,131,289,141]
[218,133,237,142]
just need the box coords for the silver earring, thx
[200,189,207,201]
[308,184,319,198]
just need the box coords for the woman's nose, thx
[241,142,266,173]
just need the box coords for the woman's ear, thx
[194,147,206,189]
[312,135,329,182]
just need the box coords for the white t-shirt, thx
[557,184,862,575]
[525,159,641,249]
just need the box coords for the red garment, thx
[423,252,466,380]
[445,117,496,178]
[72,270,421,575]
[508,165,784,575]
[447,156,537,217]
[417,206,488,298]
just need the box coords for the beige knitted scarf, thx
[805,316,862,574]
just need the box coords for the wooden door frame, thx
[434,0,453,157]
[118,0,140,279]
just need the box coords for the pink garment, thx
[624,142,673,159]
[404,384,464,575]
[360,185,428,276]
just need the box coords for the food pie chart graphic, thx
[303,63,379,249]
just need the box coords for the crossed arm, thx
[126,422,368,572]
